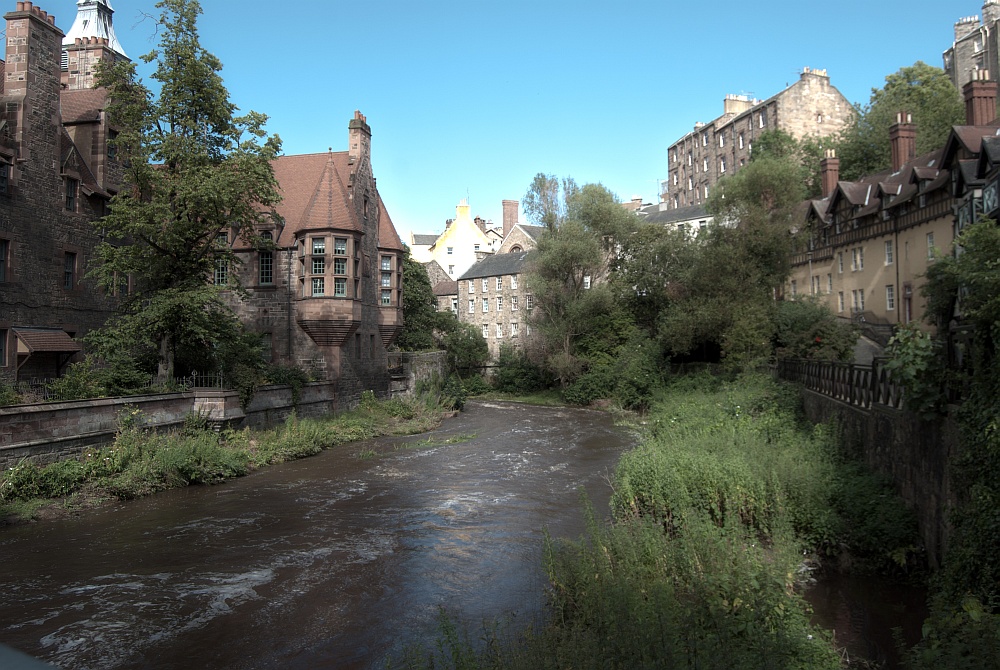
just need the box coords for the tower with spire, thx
[61,0,127,90]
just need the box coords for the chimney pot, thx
[963,71,998,125]
[889,111,916,172]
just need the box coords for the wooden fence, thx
[775,357,904,411]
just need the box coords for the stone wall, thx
[387,350,447,398]
[797,387,960,569]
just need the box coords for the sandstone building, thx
[663,68,852,211]
[945,2,1000,101]
[785,73,1000,342]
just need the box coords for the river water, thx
[0,401,634,669]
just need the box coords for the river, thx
[0,401,634,669]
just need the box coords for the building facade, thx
[409,199,498,279]
[944,2,1000,100]
[664,68,851,210]
[786,75,999,339]
[0,1,125,382]
[456,252,531,358]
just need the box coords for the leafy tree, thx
[837,61,964,181]
[443,322,489,373]
[752,129,832,199]
[773,298,858,361]
[397,249,443,351]
[89,0,282,381]
[523,173,579,230]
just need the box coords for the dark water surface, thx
[0,401,633,669]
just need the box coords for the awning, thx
[13,328,83,354]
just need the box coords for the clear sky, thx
[45,0,975,240]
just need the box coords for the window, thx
[468,280,475,294]
[451,297,458,313]
[496,323,503,338]
[258,231,273,285]
[355,333,361,358]
[312,276,325,296]
[719,157,726,173]
[482,324,489,338]
[496,276,503,290]
[526,294,533,311]
[703,157,709,172]
[688,177,693,191]
[381,256,391,271]
[827,274,832,294]
[851,246,864,271]
[0,328,6,366]
[511,322,519,338]
[335,277,347,297]
[885,240,893,265]
[511,275,518,290]
[0,162,9,196]
[838,252,843,273]
[334,257,347,275]
[719,134,725,148]
[447,246,454,255]
[64,177,78,211]
[0,238,7,282]
[790,279,797,296]
[497,296,503,311]
[381,271,392,288]
[511,295,519,311]
[687,152,692,166]
[107,129,118,161]
[583,275,592,289]
[312,255,325,276]
[448,265,455,275]
[63,251,76,289]
[468,299,475,313]
[759,110,767,128]
[927,233,935,259]
[482,278,488,292]
[852,288,865,311]
[702,132,708,146]
[312,237,326,255]
[886,285,895,311]
[381,289,391,305]
[482,297,488,312]
[838,291,845,312]
[334,238,347,255]
[739,133,744,149]
[704,185,709,199]
[474,244,480,251]
[213,234,229,286]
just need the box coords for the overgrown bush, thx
[774,298,859,361]
[491,344,549,395]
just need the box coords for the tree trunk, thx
[157,335,174,383]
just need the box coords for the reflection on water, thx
[0,401,633,669]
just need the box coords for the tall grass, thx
[401,372,918,669]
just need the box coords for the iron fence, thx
[775,357,904,411]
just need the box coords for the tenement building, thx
[785,73,1000,339]
[457,252,531,359]
[663,68,851,210]
[0,0,126,382]
[945,2,1000,101]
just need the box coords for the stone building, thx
[457,252,532,358]
[786,75,1000,339]
[663,68,851,211]
[227,111,405,400]
[0,0,126,382]
[409,199,499,279]
[944,2,1000,100]
[635,203,712,237]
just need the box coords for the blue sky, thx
[47,1,973,239]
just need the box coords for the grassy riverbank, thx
[0,393,449,524]
[402,372,920,669]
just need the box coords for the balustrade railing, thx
[775,357,904,411]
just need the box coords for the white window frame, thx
[482,297,489,313]
[468,299,475,314]
[886,285,895,311]
[885,240,893,265]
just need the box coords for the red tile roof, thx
[270,151,358,244]
[378,195,404,252]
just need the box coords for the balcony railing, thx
[775,357,903,411]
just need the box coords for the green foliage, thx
[491,344,550,395]
[836,61,964,181]
[443,322,490,373]
[522,173,579,230]
[752,129,834,199]
[0,380,19,407]
[906,596,1000,669]
[774,298,859,361]
[90,0,282,382]
[441,375,467,411]
[47,355,152,401]
[884,324,947,418]
[398,248,447,351]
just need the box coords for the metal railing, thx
[775,357,904,411]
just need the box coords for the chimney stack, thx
[964,69,998,126]
[820,149,839,198]
[889,112,916,173]
[502,199,518,238]
[348,110,371,164]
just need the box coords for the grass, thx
[0,394,449,523]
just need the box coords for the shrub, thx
[491,344,550,394]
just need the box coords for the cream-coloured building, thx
[409,199,497,279]
[786,75,999,340]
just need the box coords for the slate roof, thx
[411,234,439,246]
[518,224,546,241]
[637,203,709,225]
[60,89,107,124]
[12,328,82,353]
[457,251,531,281]
[433,280,458,297]
[60,128,109,197]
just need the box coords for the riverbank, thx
[0,392,452,525]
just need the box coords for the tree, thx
[397,249,444,351]
[751,129,832,199]
[837,61,964,181]
[523,173,579,230]
[90,0,282,381]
